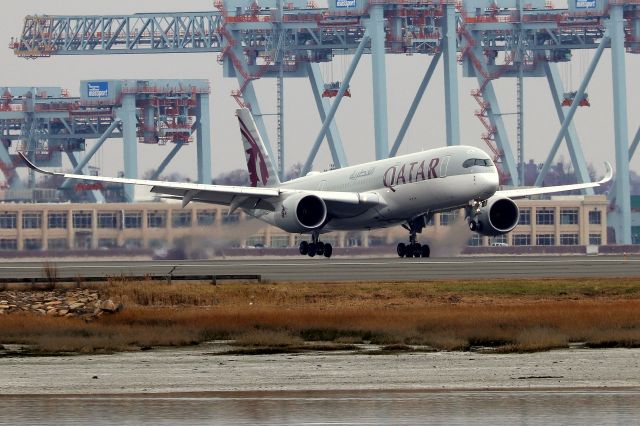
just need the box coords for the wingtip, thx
[18,151,36,170]
[600,161,613,184]
[18,151,55,176]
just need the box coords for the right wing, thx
[495,162,613,199]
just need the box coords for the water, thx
[1,390,638,425]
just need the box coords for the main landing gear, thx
[299,231,333,258]
[397,216,430,258]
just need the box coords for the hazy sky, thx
[1,0,638,181]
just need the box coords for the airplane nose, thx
[475,171,499,198]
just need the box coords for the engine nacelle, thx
[470,196,519,237]
[274,193,327,233]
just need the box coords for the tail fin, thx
[237,108,280,188]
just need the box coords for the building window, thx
[147,211,167,228]
[536,208,555,225]
[124,211,142,229]
[518,208,531,225]
[0,212,17,229]
[589,233,602,245]
[222,211,240,224]
[22,212,42,229]
[24,238,43,251]
[468,234,483,246]
[512,234,531,246]
[98,212,119,229]
[492,234,507,245]
[560,208,579,225]
[270,236,289,248]
[149,239,165,249]
[98,238,118,249]
[48,238,69,250]
[588,210,601,225]
[560,233,579,245]
[246,235,266,247]
[347,236,362,247]
[0,239,17,251]
[124,238,142,249]
[536,234,555,246]
[48,212,67,229]
[439,211,458,226]
[172,211,192,228]
[368,236,386,247]
[72,211,93,229]
[74,233,92,249]
[197,210,216,226]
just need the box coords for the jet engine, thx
[274,193,327,233]
[468,196,519,236]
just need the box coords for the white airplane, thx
[20,108,612,259]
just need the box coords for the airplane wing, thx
[495,161,613,199]
[19,152,379,212]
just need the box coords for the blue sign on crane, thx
[575,0,597,9]
[335,0,356,8]
[87,82,109,98]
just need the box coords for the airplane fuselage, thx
[247,145,500,232]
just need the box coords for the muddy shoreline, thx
[1,344,639,395]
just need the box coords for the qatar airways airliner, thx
[21,108,611,258]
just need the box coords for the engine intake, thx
[275,193,327,233]
[470,196,519,237]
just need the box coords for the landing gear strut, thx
[299,231,333,258]
[397,215,430,258]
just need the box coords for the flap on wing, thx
[283,189,382,206]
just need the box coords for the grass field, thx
[1,277,639,354]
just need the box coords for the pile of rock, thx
[0,289,122,319]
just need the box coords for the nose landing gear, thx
[397,215,431,258]
[299,231,333,258]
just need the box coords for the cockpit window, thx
[463,158,493,168]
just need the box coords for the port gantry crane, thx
[8,0,640,243]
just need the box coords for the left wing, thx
[19,152,380,213]
[19,152,280,208]
[495,162,613,199]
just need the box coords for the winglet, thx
[599,161,613,184]
[18,152,57,176]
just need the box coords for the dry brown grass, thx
[1,278,640,354]
[101,277,640,308]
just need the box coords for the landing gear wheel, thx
[308,243,317,257]
[397,243,406,258]
[323,243,333,258]
[469,220,478,231]
[299,241,309,255]
[405,244,415,258]
[421,244,430,258]
[316,241,325,256]
[413,243,422,258]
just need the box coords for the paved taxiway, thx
[0,255,638,281]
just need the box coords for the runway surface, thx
[0,255,639,281]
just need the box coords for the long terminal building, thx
[0,195,612,254]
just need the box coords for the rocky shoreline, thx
[0,289,122,319]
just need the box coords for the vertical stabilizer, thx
[236,108,280,188]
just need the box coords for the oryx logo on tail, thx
[236,108,280,188]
